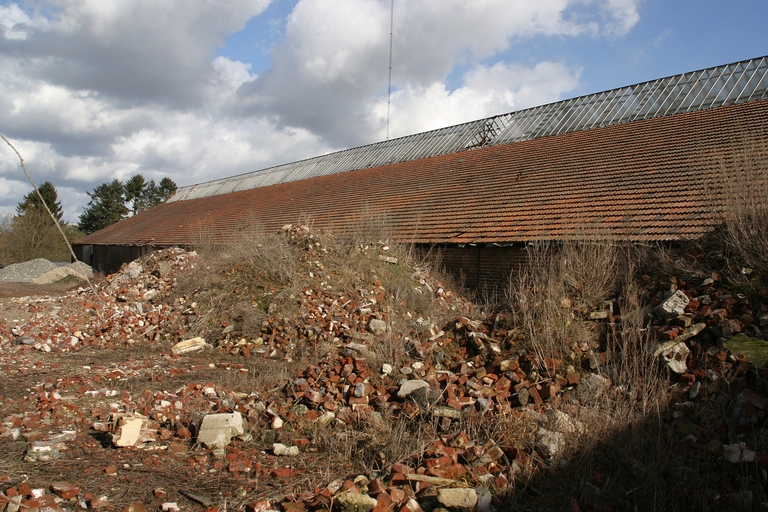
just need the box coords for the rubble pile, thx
[0,248,198,353]
[1,230,768,511]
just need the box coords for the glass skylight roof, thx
[169,56,768,203]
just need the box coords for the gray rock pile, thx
[0,258,92,284]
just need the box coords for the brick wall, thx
[423,244,529,295]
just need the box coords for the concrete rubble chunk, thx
[3,495,23,512]
[272,443,299,456]
[368,318,387,335]
[316,411,335,426]
[536,428,565,459]
[545,408,583,434]
[25,441,61,462]
[655,290,690,317]
[655,341,690,374]
[405,473,458,486]
[723,442,756,463]
[335,492,378,512]
[198,412,245,449]
[673,322,707,343]
[142,289,160,301]
[432,406,462,419]
[172,337,207,354]
[437,488,478,509]
[575,373,610,404]
[112,414,157,447]
[398,379,430,398]
[475,487,493,512]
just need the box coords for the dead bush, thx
[508,240,619,360]
[708,134,768,279]
[0,212,83,264]
[172,228,301,340]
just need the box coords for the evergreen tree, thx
[123,175,177,214]
[124,174,147,215]
[158,177,177,201]
[78,179,129,234]
[17,181,63,221]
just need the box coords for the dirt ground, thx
[0,282,81,299]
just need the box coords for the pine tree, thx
[17,181,63,221]
[78,179,129,234]
[158,177,177,202]
[123,175,177,215]
[124,174,147,215]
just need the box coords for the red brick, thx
[50,482,80,500]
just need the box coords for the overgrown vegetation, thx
[507,239,620,362]
[0,181,83,264]
[710,134,768,280]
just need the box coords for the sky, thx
[0,0,766,223]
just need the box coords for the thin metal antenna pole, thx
[386,0,394,140]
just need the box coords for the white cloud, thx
[600,0,641,36]
[0,3,47,40]
[238,0,639,146]
[378,61,582,138]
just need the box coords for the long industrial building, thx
[73,56,768,288]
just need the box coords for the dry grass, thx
[708,134,768,279]
[506,245,677,510]
[507,239,619,362]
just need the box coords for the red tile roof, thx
[76,98,768,246]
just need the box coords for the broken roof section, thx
[169,55,768,203]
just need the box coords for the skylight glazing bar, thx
[688,68,718,108]
[628,81,658,121]
[677,70,710,113]
[697,66,729,110]
[590,88,625,128]
[745,58,768,101]
[561,94,600,134]
[561,96,597,133]
[574,94,608,131]
[658,74,691,116]
[539,98,570,136]
[643,76,678,118]
[634,77,673,120]
[733,60,761,103]
[503,107,543,141]
[722,62,752,106]
[611,87,641,124]
[708,65,740,109]
[521,106,552,139]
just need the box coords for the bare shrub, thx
[606,247,665,416]
[0,211,84,264]
[708,134,768,277]
[511,246,669,510]
[306,414,431,474]
[508,240,619,360]
[173,226,301,340]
